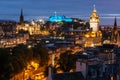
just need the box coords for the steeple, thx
[112,16,119,43]
[114,16,117,27]
[20,9,24,24]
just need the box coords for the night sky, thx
[0,0,120,25]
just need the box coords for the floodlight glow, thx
[49,15,72,22]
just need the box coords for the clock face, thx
[92,18,95,21]
[90,23,98,32]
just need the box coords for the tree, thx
[1,43,49,79]
[11,44,33,74]
[57,50,77,72]
[33,43,49,66]
[0,48,13,80]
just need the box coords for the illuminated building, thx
[64,29,86,45]
[0,21,17,35]
[17,10,41,35]
[17,22,41,35]
[84,5,102,47]
[0,34,29,48]
[90,5,100,32]
[49,13,72,22]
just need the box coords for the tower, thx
[20,9,24,24]
[90,5,100,32]
[111,17,119,44]
[84,5,102,47]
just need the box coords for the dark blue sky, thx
[0,0,120,25]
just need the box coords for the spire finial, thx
[93,4,96,10]
[93,4,97,12]
[54,11,57,16]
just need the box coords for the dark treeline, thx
[0,43,49,80]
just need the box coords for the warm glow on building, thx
[90,5,100,32]
[85,34,90,38]
[103,40,111,44]
[84,5,102,48]
[16,22,41,35]
[40,30,50,35]
[91,32,96,37]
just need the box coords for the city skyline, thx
[0,1,120,80]
[0,0,120,25]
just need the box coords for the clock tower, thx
[90,5,100,32]
[84,5,102,47]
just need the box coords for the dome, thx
[90,6,100,23]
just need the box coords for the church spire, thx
[114,16,117,27]
[20,9,24,24]
[112,16,118,43]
